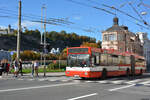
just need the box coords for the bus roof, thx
[67,47,145,59]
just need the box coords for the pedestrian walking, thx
[19,59,23,76]
[0,61,3,76]
[34,60,39,77]
[1,59,9,75]
[31,61,34,77]
[14,58,19,77]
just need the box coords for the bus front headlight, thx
[85,72,88,75]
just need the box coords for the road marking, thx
[125,79,141,84]
[85,81,94,83]
[108,84,135,91]
[139,80,150,85]
[97,80,108,83]
[0,82,78,93]
[110,80,125,84]
[67,93,98,100]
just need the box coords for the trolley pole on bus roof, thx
[17,0,22,60]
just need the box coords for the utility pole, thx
[40,6,44,67]
[43,5,46,77]
[17,0,21,60]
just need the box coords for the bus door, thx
[91,52,100,66]
[130,55,135,76]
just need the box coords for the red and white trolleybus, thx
[65,47,146,79]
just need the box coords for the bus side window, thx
[112,55,118,65]
[91,56,99,66]
[108,54,113,66]
[125,56,130,65]
[96,55,100,65]
[91,57,95,67]
[119,56,125,64]
[100,54,107,66]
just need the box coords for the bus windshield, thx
[68,54,90,67]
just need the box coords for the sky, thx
[0,0,150,41]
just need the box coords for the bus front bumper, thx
[65,71,101,78]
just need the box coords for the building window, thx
[103,34,108,41]
[103,34,116,41]
[109,34,116,41]
[118,34,124,41]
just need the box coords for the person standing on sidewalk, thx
[0,60,3,77]
[31,61,34,77]
[34,60,39,77]
[19,59,23,76]
[14,58,19,77]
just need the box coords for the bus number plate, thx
[74,75,80,78]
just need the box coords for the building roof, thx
[104,17,129,32]
[105,25,125,32]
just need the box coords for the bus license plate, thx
[74,75,80,78]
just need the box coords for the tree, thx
[80,42,99,48]
[97,40,102,48]
[59,48,67,60]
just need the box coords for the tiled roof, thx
[105,25,125,32]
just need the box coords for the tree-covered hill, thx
[0,29,97,51]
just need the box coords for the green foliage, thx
[47,62,66,70]
[12,53,17,60]
[24,29,40,37]
[80,42,100,48]
[47,30,96,49]
[11,68,64,73]
[0,28,98,54]
[97,40,102,48]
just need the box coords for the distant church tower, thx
[8,24,11,34]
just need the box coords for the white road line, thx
[108,84,135,91]
[0,82,78,93]
[139,80,150,85]
[125,79,141,84]
[85,81,93,83]
[67,93,98,100]
[110,80,125,84]
[97,80,108,83]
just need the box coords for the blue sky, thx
[0,0,150,41]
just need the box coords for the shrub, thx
[47,62,66,70]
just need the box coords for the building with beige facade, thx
[102,17,143,56]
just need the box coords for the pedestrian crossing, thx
[81,79,150,86]
[1,76,150,86]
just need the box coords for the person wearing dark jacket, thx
[19,59,23,76]
[0,61,2,76]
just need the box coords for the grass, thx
[11,68,65,74]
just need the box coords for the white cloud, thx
[73,16,82,20]
[13,20,40,29]
[21,20,40,27]
[0,25,7,29]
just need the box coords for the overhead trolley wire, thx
[66,0,116,16]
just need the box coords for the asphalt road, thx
[0,73,150,100]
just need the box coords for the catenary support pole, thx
[17,0,22,60]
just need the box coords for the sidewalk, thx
[0,72,66,79]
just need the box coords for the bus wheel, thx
[101,69,107,80]
[126,69,130,78]
[81,77,86,80]
[140,69,143,75]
